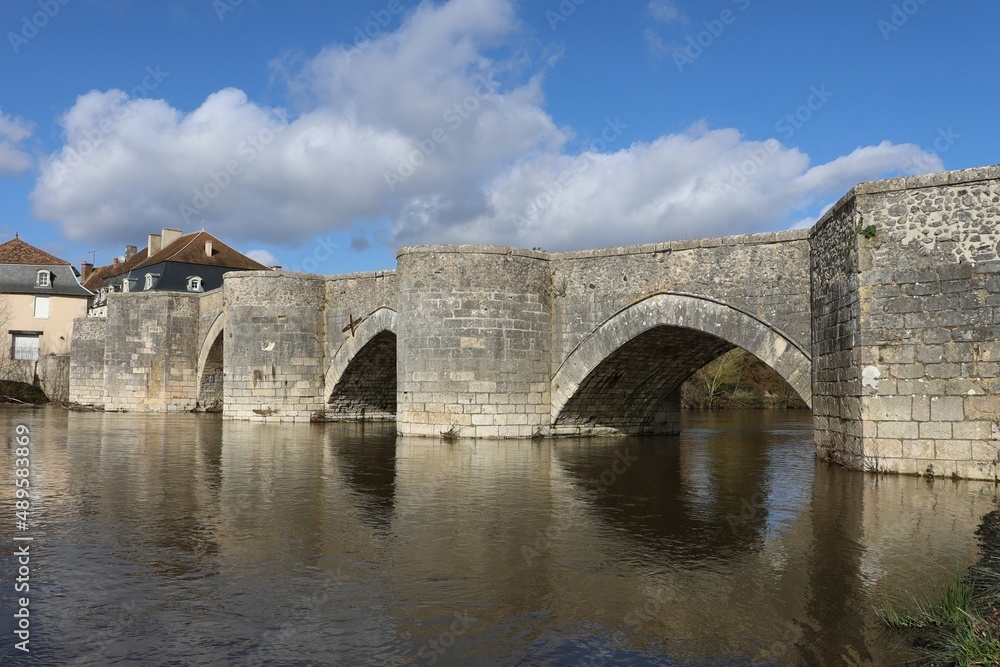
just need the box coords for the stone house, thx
[84,228,270,316]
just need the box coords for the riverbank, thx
[0,379,49,404]
[880,506,1000,666]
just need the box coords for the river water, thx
[0,407,996,666]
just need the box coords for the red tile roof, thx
[135,230,269,271]
[83,248,149,291]
[0,236,69,265]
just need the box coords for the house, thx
[85,228,271,316]
[0,235,91,370]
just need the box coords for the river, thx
[0,407,996,666]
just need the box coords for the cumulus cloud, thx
[32,0,942,254]
[0,111,34,175]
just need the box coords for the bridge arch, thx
[197,311,227,411]
[551,293,811,434]
[324,307,398,420]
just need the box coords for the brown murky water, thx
[0,406,996,666]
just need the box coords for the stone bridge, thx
[70,166,1000,480]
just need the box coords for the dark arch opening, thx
[198,331,224,412]
[557,326,737,435]
[327,331,397,421]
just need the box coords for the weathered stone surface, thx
[812,165,1000,481]
[67,165,1000,479]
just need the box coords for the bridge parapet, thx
[549,230,812,367]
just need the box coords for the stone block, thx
[877,422,918,440]
[863,396,911,420]
[902,439,935,459]
[935,440,972,461]
[930,396,964,421]
[919,422,952,439]
[953,421,993,440]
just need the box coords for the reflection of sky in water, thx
[762,434,814,542]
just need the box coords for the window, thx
[143,273,159,290]
[11,333,40,361]
[35,270,51,288]
[33,296,50,319]
[187,276,203,292]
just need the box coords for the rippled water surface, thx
[1,407,997,666]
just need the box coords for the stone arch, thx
[551,293,811,433]
[324,307,398,420]
[196,312,226,412]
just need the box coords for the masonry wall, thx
[68,317,107,406]
[811,200,864,468]
[396,246,551,438]
[813,166,1000,481]
[224,271,326,421]
[549,231,813,375]
[102,292,201,411]
[325,271,398,358]
[198,287,225,344]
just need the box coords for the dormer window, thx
[143,273,159,290]
[187,276,204,292]
[35,270,51,288]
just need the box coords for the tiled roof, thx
[135,231,269,271]
[83,248,149,291]
[0,237,69,265]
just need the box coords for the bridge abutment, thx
[812,167,1000,480]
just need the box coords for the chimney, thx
[161,228,183,247]
[125,245,137,260]
[147,234,162,257]
[113,257,120,268]
[81,262,93,283]
[205,241,213,257]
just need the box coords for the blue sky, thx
[1,0,997,275]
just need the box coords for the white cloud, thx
[245,248,278,267]
[397,125,938,249]
[647,0,682,23]
[644,28,668,57]
[31,0,942,255]
[0,111,34,175]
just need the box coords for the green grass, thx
[878,570,1000,666]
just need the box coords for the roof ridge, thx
[0,237,70,265]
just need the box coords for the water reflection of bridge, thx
[25,408,997,663]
